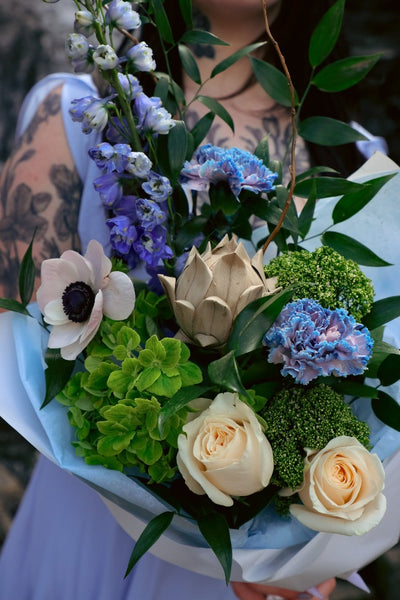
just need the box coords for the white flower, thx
[93,44,119,70]
[177,392,274,507]
[290,436,386,535]
[37,240,135,360]
[127,42,156,72]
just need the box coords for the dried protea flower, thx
[159,235,277,348]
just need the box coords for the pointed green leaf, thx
[158,384,211,436]
[308,0,345,67]
[178,44,201,84]
[298,181,317,238]
[208,351,250,399]
[178,0,193,28]
[250,57,297,108]
[210,42,266,78]
[19,234,37,306]
[180,30,229,47]
[189,112,215,148]
[151,0,174,44]
[125,512,175,577]
[372,391,400,432]
[295,165,339,183]
[331,380,379,399]
[168,120,189,180]
[197,513,232,585]
[254,135,270,167]
[227,288,294,356]
[378,354,400,387]
[298,117,368,146]
[332,174,396,224]
[294,176,361,198]
[42,349,76,408]
[322,231,392,267]
[313,54,382,92]
[365,340,400,379]
[0,298,31,315]
[363,296,400,330]
[197,95,234,131]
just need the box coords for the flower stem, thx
[262,0,298,254]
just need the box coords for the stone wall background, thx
[0,1,399,598]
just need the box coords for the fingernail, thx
[297,594,312,600]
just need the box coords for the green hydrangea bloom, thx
[260,384,370,490]
[265,246,374,321]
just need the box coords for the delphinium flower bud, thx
[116,73,142,101]
[106,0,141,30]
[127,42,156,72]
[93,44,119,70]
[70,96,111,134]
[74,10,96,36]
[134,93,175,135]
[65,33,94,73]
[142,172,172,202]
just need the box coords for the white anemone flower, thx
[37,240,135,360]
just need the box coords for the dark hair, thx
[140,0,364,175]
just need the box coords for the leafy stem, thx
[262,0,298,254]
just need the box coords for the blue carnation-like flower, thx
[180,144,277,198]
[264,299,373,385]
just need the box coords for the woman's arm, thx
[0,84,82,300]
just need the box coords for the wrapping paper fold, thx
[1,152,400,590]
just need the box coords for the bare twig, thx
[262,0,298,254]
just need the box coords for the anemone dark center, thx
[62,281,95,323]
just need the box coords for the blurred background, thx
[0,0,399,598]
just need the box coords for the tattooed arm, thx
[0,85,83,301]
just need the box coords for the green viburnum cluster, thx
[265,246,374,322]
[260,384,370,490]
[57,292,202,483]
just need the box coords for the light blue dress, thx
[0,73,397,599]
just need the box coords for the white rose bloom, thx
[177,392,274,507]
[290,436,386,535]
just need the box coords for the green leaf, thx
[378,354,400,387]
[365,340,400,379]
[322,231,392,267]
[313,54,381,92]
[297,180,317,238]
[168,120,189,180]
[42,349,76,408]
[197,513,232,585]
[331,380,379,399]
[372,391,400,432]
[250,57,296,108]
[210,42,266,78]
[298,117,368,146]
[208,351,250,399]
[178,0,193,28]
[189,112,215,148]
[0,298,31,315]
[178,44,201,84]
[295,165,339,182]
[197,95,234,131]
[151,0,174,44]
[294,176,361,198]
[332,174,396,224]
[363,296,400,330]
[254,135,270,166]
[180,30,229,47]
[227,288,294,357]
[19,234,36,306]
[158,384,211,436]
[125,511,175,577]
[308,0,345,67]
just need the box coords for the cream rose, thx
[177,392,274,507]
[290,436,386,535]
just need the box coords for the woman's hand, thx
[231,578,336,600]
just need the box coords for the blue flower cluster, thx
[89,142,173,270]
[264,299,373,385]
[180,144,278,198]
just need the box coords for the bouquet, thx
[1,0,400,591]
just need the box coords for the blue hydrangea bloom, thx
[180,144,278,198]
[264,299,373,385]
